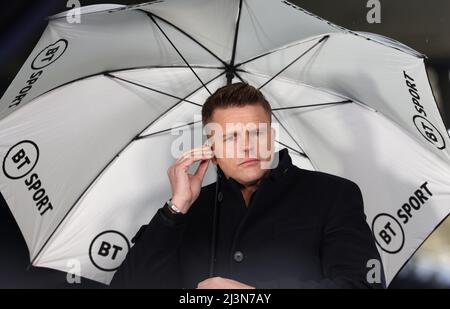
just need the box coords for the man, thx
[110,82,385,289]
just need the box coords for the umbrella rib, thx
[275,140,307,158]
[139,10,229,67]
[227,0,243,85]
[272,100,352,111]
[111,64,226,71]
[235,71,306,156]
[47,1,164,21]
[258,35,329,91]
[20,65,223,110]
[272,100,352,156]
[136,120,202,140]
[147,13,212,95]
[235,36,324,68]
[104,72,202,107]
[132,71,225,142]
[233,70,247,84]
[28,71,225,268]
[272,111,305,156]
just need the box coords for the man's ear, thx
[209,142,218,165]
[211,146,217,165]
[270,126,276,146]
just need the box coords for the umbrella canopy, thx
[1,0,449,285]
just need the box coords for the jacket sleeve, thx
[255,180,386,289]
[109,205,187,288]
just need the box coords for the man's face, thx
[205,104,275,186]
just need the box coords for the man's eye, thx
[225,134,236,142]
[250,130,261,137]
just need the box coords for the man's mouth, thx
[239,159,260,166]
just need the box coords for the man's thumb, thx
[194,159,209,179]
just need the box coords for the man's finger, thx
[175,153,210,167]
[176,147,213,162]
[197,279,210,289]
[177,153,213,170]
[190,145,212,153]
[179,145,212,158]
[178,151,213,163]
[193,159,210,179]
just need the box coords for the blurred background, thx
[0,0,449,288]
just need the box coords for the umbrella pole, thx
[209,0,240,269]
[209,167,221,277]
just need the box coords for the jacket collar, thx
[267,147,292,181]
[217,148,292,191]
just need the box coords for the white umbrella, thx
[1,0,449,286]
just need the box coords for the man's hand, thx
[167,145,214,214]
[197,277,255,289]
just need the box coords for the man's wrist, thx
[160,202,186,226]
[170,196,190,214]
[167,199,181,214]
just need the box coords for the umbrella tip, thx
[319,35,330,43]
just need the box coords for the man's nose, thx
[240,131,255,155]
